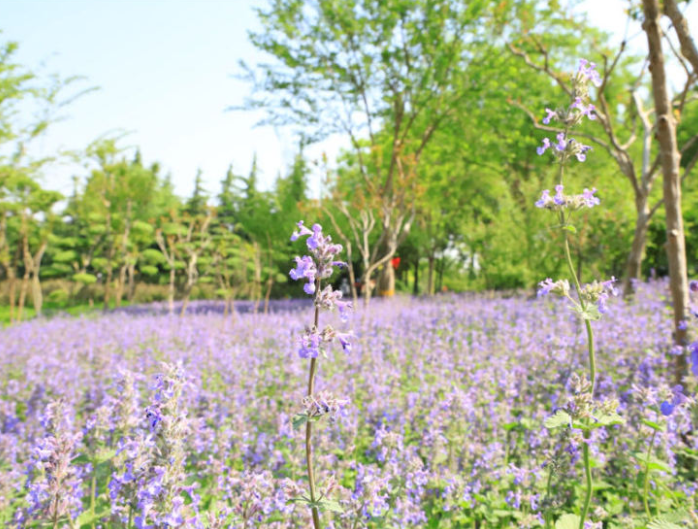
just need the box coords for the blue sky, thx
[1,0,694,200]
[1,0,322,199]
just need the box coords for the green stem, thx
[556,158,596,529]
[90,457,97,529]
[305,357,321,529]
[560,213,596,394]
[543,464,554,529]
[643,430,658,520]
[305,279,322,529]
[561,216,596,529]
[579,436,593,529]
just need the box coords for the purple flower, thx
[542,108,557,125]
[660,401,674,416]
[290,220,313,242]
[289,221,346,296]
[298,330,321,359]
[336,331,352,353]
[578,59,602,87]
[690,341,698,376]
[582,188,600,207]
[554,132,567,152]
[553,185,565,205]
[535,189,550,208]
[537,138,551,156]
[538,278,555,297]
[571,97,597,120]
[602,276,619,297]
[289,256,317,295]
[690,280,698,293]
[306,223,324,250]
[660,385,688,415]
[145,405,163,430]
[575,144,592,162]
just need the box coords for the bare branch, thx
[507,43,572,97]
[663,0,698,75]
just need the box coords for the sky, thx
[0,0,695,200]
[1,0,331,199]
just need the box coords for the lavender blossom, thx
[535,185,600,211]
[578,59,602,87]
[536,133,591,162]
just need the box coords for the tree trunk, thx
[180,261,197,316]
[115,202,132,309]
[18,269,29,321]
[168,267,176,314]
[114,263,127,308]
[436,258,445,293]
[427,255,435,296]
[7,268,16,323]
[253,242,262,314]
[263,277,274,315]
[103,255,113,312]
[379,264,395,297]
[30,242,47,317]
[413,258,420,296]
[31,273,43,317]
[623,197,650,297]
[361,270,372,307]
[127,262,136,302]
[643,0,691,383]
[180,290,192,316]
[345,242,358,306]
[228,293,237,321]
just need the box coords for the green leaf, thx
[287,496,312,505]
[576,303,601,321]
[287,496,342,514]
[647,519,683,529]
[632,452,672,473]
[562,224,577,234]
[641,418,666,432]
[292,413,309,430]
[544,410,571,429]
[95,448,116,465]
[75,504,110,528]
[646,460,672,473]
[140,265,158,276]
[317,499,343,513]
[73,273,97,285]
[594,412,624,428]
[53,250,78,263]
[555,514,581,529]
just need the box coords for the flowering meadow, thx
[1,278,697,529]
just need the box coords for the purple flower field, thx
[1,280,696,528]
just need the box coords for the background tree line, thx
[1,0,697,322]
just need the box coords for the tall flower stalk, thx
[535,60,621,529]
[289,221,352,529]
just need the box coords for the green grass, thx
[0,300,132,325]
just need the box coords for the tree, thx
[509,16,698,295]
[0,37,89,320]
[185,169,208,217]
[243,0,501,304]
[642,0,692,383]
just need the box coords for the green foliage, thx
[555,514,581,529]
[545,410,571,429]
[73,273,97,285]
